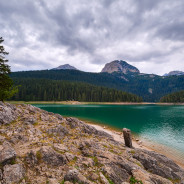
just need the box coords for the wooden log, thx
[122,128,132,148]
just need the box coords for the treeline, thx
[10,69,184,102]
[160,90,184,103]
[10,78,142,102]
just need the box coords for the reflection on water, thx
[34,104,184,156]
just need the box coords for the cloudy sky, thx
[1,0,184,75]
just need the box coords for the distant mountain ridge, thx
[101,60,140,75]
[164,71,184,76]
[51,64,77,70]
[10,60,184,102]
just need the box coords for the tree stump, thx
[123,128,132,148]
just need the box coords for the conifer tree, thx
[0,37,18,101]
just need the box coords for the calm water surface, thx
[34,104,184,155]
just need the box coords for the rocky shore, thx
[0,102,184,184]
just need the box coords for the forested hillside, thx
[10,70,184,102]
[11,78,142,102]
[160,90,184,103]
[10,70,126,89]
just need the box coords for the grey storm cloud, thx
[1,0,184,74]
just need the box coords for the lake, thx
[34,104,184,160]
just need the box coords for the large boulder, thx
[102,162,130,183]
[0,103,18,125]
[3,164,25,184]
[132,149,184,181]
[66,117,113,139]
[21,116,37,125]
[39,146,68,166]
[47,125,69,138]
[132,169,172,184]
[64,169,93,184]
[0,142,16,164]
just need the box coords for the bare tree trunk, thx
[123,128,132,148]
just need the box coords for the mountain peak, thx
[51,64,77,70]
[101,60,140,74]
[164,70,184,76]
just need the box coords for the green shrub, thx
[130,176,143,184]
[36,151,42,164]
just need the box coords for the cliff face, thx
[101,60,140,75]
[0,102,183,184]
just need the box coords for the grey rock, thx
[78,140,94,157]
[21,116,37,125]
[150,175,173,184]
[0,142,16,164]
[66,117,81,129]
[99,172,109,184]
[66,117,113,139]
[89,173,99,181]
[54,114,63,120]
[25,150,38,166]
[0,103,17,125]
[3,164,25,184]
[47,125,69,138]
[40,113,50,121]
[117,157,139,175]
[26,104,41,114]
[133,149,184,181]
[64,169,92,184]
[0,169,3,180]
[40,146,67,166]
[0,135,5,142]
[65,153,75,162]
[53,143,68,152]
[101,60,140,74]
[10,134,29,144]
[80,157,94,167]
[102,162,130,183]
[48,178,59,184]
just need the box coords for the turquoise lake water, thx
[34,104,184,157]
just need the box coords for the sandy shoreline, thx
[10,101,184,168]
[88,122,184,169]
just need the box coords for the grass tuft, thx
[130,176,143,184]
